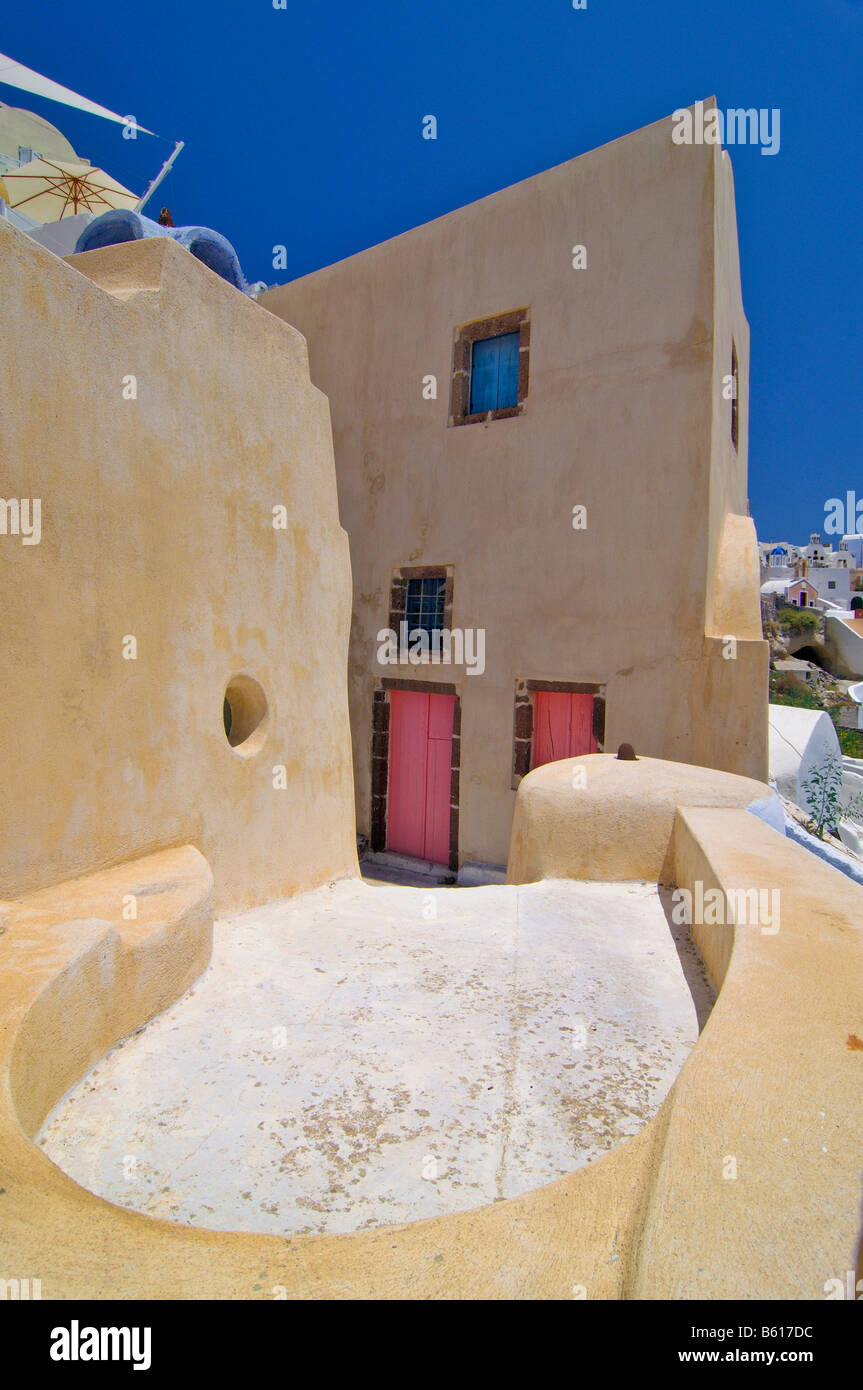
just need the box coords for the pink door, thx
[388,690,455,865]
[532,691,596,768]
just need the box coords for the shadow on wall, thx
[658,885,715,1032]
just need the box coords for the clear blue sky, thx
[4,0,861,544]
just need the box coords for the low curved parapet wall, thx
[1,762,860,1299]
[768,703,842,815]
[641,805,863,1297]
[507,753,775,885]
[4,847,214,1140]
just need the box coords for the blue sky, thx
[3,0,861,544]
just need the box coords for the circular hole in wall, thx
[223,675,269,757]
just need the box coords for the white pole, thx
[134,141,184,214]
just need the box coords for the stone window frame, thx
[388,564,454,641]
[449,307,530,427]
[370,678,461,872]
[511,679,606,789]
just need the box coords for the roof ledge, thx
[64,235,173,299]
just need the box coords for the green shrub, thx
[768,682,821,711]
[837,727,863,758]
[801,754,843,839]
[778,605,819,634]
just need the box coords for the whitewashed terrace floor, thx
[38,877,714,1237]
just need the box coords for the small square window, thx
[470,331,520,414]
[450,309,529,426]
[406,576,446,641]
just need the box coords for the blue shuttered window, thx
[469,331,520,413]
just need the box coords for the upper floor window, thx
[450,308,529,426]
[388,566,454,648]
[406,576,446,641]
[470,331,520,413]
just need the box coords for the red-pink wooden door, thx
[532,691,595,768]
[388,690,455,864]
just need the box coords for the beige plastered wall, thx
[0,224,357,913]
[260,102,768,869]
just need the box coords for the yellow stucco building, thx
[0,104,859,1305]
[261,105,767,872]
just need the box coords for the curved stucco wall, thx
[6,847,214,1139]
[650,804,863,1297]
[0,223,358,912]
[507,752,776,885]
[1,759,860,1299]
[768,703,841,816]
